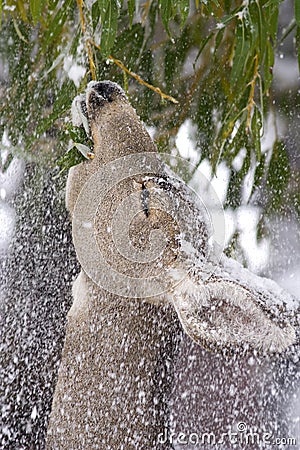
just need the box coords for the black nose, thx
[87,81,126,102]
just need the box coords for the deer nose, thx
[87,80,126,102]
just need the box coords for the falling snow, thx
[1,5,300,449]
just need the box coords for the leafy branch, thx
[76,0,97,80]
[75,0,179,103]
[0,0,298,227]
[91,40,178,104]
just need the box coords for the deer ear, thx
[171,274,296,353]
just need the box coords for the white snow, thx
[278,267,300,298]
[0,203,15,255]
[30,405,38,420]
[63,56,86,88]
[236,206,270,274]
[0,133,25,255]
[210,162,230,205]
[223,208,236,247]
[0,188,6,199]
[145,125,156,140]
[232,147,246,171]
[176,119,200,166]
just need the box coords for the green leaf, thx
[67,124,92,146]
[251,107,262,161]
[214,27,225,55]
[297,26,300,71]
[42,0,73,51]
[0,0,2,28]
[230,19,251,84]
[113,23,144,66]
[225,169,243,208]
[264,40,274,92]
[98,0,109,16]
[179,0,190,27]
[195,31,214,63]
[30,0,43,24]
[268,4,279,41]
[92,1,100,31]
[223,124,247,166]
[240,143,251,177]
[295,0,300,27]
[248,1,260,47]
[224,146,251,207]
[266,141,291,212]
[100,0,119,56]
[165,46,177,89]
[48,0,59,11]
[257,1,267,57]
[263,0,281,6]
[12,17,29,43]
[56,146,86,176]
[0,152,13,172]
[35,80,77,139]
[219,4,243,27]
[160,0,173,35]
[128,0,135,28]
[118,23,144,49]
[251,152,266,197]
